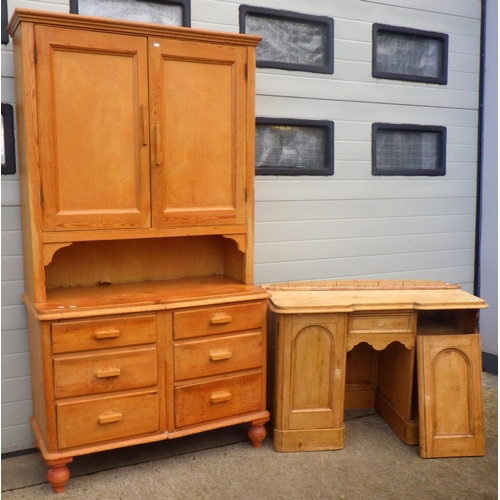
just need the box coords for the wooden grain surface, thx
[26,276,269,319]
[267,288,487,314]
[417,334,485,457]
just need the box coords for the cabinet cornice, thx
[8,9,262,47]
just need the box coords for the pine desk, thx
[266,281,487,458]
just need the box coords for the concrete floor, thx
[2,372,497,500]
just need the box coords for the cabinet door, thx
[278,314,347,430]
[36,26,151,231]
[417,334,485,457]
[149,37,248,228]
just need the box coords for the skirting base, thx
[273,425,345,452]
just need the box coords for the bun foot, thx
[248,418,268,448]
[46,458,72,493]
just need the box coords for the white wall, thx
[246,0,482,291]
[1,0,486,453]
[479,0,498,360]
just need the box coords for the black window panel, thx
[256,118,334,176]
[372,123,446,176]
[2,103,16,175]
[70,0,191,27]
[240,6,333,74]
[372,24,448,84]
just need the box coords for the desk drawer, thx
[57,392,159,449]
[349,313,415,335]
[173,302,263,340]
[174,332,263,381]
[174,372,262,428]
[54,347,157,399]
[52,314,157,354]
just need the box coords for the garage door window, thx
[240,6,334,74]
[372,123,446,176]
[373,24,448,84]
[256,118,334,176]
[70,0,191,27]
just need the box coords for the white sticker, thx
[153,43,160,47]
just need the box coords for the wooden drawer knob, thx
[210,390,232,404]
[209,313,233,325]
[209,350,232,361]
[95,368,121,379]
[98,412,123,424]
[94,328,120,339]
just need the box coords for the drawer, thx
[52,314,156,354]
[54,347,157,399]
[173,302,263,340]
[174,332,263,381]
[57,392,159,449]
[348,313,415,335]
[174,372,263,428]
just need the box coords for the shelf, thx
[26,276,269,319]
[417,309,479,336]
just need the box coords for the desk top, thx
[265,281,488,314]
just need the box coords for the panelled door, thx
[35,26,151,231]
[279,313,347,431]
[148,37,247,228]
[417,333,485,458]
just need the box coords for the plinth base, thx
[273,426,345,452]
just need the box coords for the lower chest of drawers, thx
[46,299,267,449]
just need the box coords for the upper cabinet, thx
[12,11,258,236]
[35,25,249,232]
